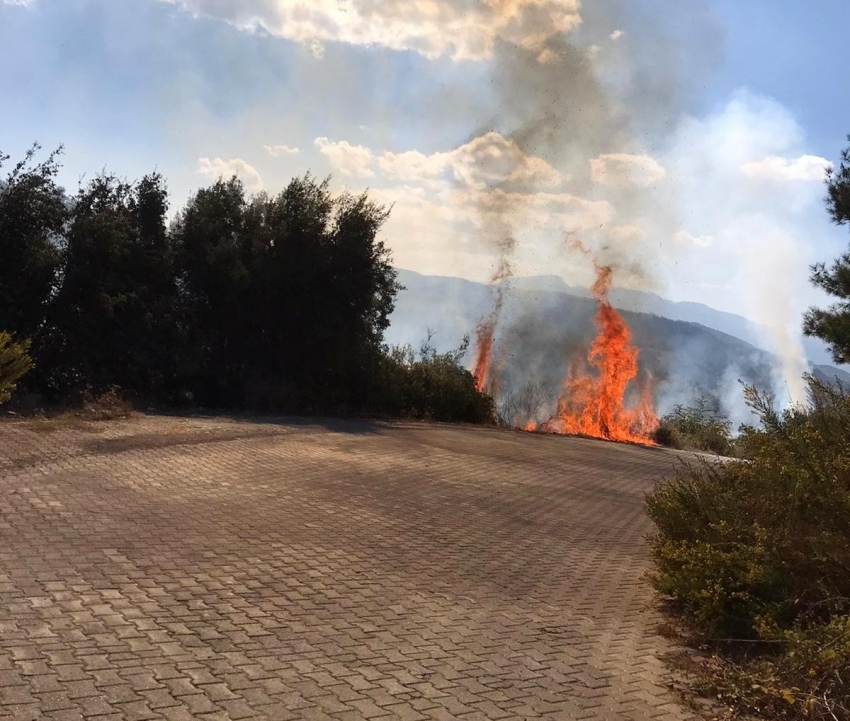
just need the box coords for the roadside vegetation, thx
[648,137,850,720]
[0,144,493,424]
[0,332,32,404]
[652,397,736,456]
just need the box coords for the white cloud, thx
[315,132,563,189]
[674,229,713,247]
[314,137,375,178]
[380,132,563,190]
[197,157,263,190]
[609,29,624,41]
[3,0,36,5]
[263,144,300,157]
[307,39,325,59]
[159,0,582,61]
[590,153,667,188]
[741,154,831,182]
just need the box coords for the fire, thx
[472,318,497,393]
[470,239,657,446]
[472,257,512,393]
[541,249,658,445]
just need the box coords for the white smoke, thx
[661,91,833,408]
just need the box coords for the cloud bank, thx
[161,0,582,61]
[198,157,263,190]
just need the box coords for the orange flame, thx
[541,243,658,445]
[473,320,497,393]
[472,258,513,393]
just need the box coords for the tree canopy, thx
[0,145,492,423]
[804,137,850,363]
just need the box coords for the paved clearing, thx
[0,416,692,721]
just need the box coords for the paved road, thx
[0,416,691,720]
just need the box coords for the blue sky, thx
[2,0,849,379]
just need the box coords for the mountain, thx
[387,269,849,422]
[813,364,850,385]
[491,273,835,366]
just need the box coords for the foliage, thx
[371,333,496,424]
[0,146,493,424]
[0,145,68,341]
[652,396,735,456]
[0,332,33,405]
[804,136,850,364]
[647,376,850,719]
[493,379,549,428]
[38,173,180,397]
[171,174,401,408]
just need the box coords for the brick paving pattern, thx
[0,416,692,720]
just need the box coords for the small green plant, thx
[652,396,734,455]
[0,332,34,405]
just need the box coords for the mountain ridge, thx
[393,268,839,369]
[387,269,850,421]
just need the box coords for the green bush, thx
[0,332,33,405]
[652,397,735,455]
[371,335,495,424]
[648,377,850,637]
[648,376,850,718]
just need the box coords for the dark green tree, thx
[172,173,399,409]
[250,177,398,404]
[0,145,67,341]
[171,176,257,405]
[804,137,850,363]
[44,173,179,396]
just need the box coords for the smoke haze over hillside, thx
[3,0,848,413]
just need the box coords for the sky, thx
[2,0,850,383]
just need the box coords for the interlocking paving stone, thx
[0,416,692,720]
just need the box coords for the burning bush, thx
[647,376,850,719]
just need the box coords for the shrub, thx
[371,334,495,424]
[652,396,734,455]
[647,376,850,719]
[77,387,134,420]
[649,378,850,636]
[0,332,34,405]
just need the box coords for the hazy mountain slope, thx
[397,269,836,366]
[387,269,847,421]
[813,364,850,385]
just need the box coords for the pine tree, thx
[804,137,850,364]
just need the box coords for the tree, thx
[171,176,256,404]
[804,137,850,363]
[44,173,179,396]
[172,173,400,409]
[0,145,67,341]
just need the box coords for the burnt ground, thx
[0,415,693,720]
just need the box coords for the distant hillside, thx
[387,269,848,422]
[395,269,837,365]
[813,364,850,386]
